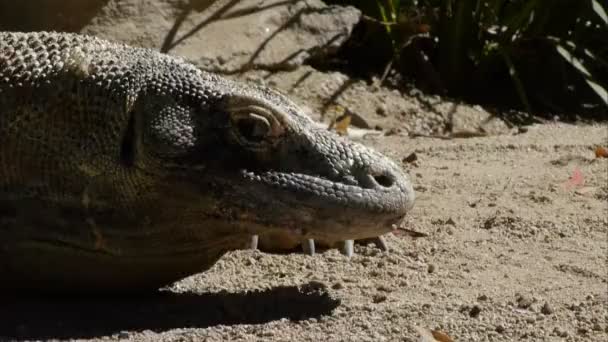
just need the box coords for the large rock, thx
[0,0,360,73]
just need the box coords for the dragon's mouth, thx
[239,169,414,215]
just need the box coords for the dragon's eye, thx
[234,113,271,143]
[230,105,282,147]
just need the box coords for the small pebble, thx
[427,264,436,273]
[385,127,401,136]
[403,152,417,163]
[495,325,505,334]
[377,285,393,292]
[331,282,344,290]
[376,104,387,116]
[469,305,481,318]
[517,295,533,309]
[372,294,387,303]
[477,294,488,301]
[553,327,569,337]
[540,302,554,315]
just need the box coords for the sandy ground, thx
[2,122,606,342]
[0,2,605,341]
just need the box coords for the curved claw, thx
[373,235,389,252]
[340,239,354,257]
[249,235,259,250]
[301,239,316,255]
[249,234,389,256]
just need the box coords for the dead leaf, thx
[595,146,608,158]
[326,105,344,130]
[431,330,455,342]
[327,105,352,136]
[415,326,454,342]
[333,113,351,136]
[415,326,436,342]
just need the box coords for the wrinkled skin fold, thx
[0,32,415,293]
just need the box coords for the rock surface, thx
[89,0,360,72]
[0,0,359,73]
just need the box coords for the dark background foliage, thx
[322,0,607,119]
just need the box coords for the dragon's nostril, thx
[353,170,396,189]
[372,174,394,188]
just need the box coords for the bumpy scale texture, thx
[0,32,414,292]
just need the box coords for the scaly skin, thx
[0,31,415,293]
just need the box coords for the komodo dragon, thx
[0,31,415,293]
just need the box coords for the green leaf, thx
[557,38,608,69]
[555,43,608,106]
[585,79,608,106]
[591,0,608,25]
[556,45,591,77]
[377,1,392,33]
[388,0,399,22]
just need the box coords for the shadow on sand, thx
[0,281,339,340]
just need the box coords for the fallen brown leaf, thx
[595,146,608,158]
[415,326,436,342]
[431,330,455,342]
[333,113,351,136]
[415,326,454,342]
[327,105,352,136]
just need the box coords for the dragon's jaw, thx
[206,166,413,255]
